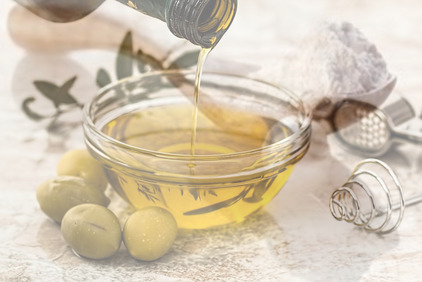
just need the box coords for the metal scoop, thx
[333,95,422,156]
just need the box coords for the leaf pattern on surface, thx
[18,28,203,161]
[61,76,77,92]
[33,81,59,105]
[96,68,112,88]
[116,31,134,80]
[21,29,201,125]
[168,50,200,69]
[187,188,218,202]
[243,178,275,203]
[189,189,200,201]
[184,186,254,216]
[184,174,282,215]
[33,76,80,108]
[21,97,46,121]
[22,75,82,128]
[136,181,167,206]
[137,49,163,73]
[96,29,201,92]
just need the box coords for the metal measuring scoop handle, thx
[382,96,422,143]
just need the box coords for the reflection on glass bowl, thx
[83,70,312,229]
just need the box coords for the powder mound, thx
[283,21,392,110]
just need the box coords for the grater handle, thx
[382,95,415,126]
[381,95,422,143]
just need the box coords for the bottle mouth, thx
[167,0,237,48]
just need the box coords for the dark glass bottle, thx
[15,0,238,48]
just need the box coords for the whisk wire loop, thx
[354,169,393,232]
[329,158,405,234]
[330,186,359,222]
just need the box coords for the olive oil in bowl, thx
[84,71,311,229]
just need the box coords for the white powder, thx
[280,21,391,109]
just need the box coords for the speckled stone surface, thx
[1,1,422,281]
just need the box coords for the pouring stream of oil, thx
[95,2,303,229]
[100,47,299,229]
[190,47,212,156]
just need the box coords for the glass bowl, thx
[83,70,312,229]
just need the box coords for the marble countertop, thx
[2,0,422,281]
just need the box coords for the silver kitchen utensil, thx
[333,95,422,156]
[329,158,422,234]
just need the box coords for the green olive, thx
[123,207,178,261]
[61,204,121,260]
[36,176,110,223]
[57,149,108,191]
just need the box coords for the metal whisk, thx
[329,158,422,234]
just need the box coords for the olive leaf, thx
[184,175,281,215]
[33,81,58,104]
[208,190,218,197]
[137,49,163,73]
[187,188,218,202]
[99,29,201,85]
[61,76,77,92]
[33,76,81,109]
[96,68,112,88]
[243,177,276,203]
[168,49,200,70]
[116,31,134,80]
[136,181,167,206]
[184,186,253,216]
[189,189,200,201]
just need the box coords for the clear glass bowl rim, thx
[82,70,312,162]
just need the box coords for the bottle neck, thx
[16,0,237,48]
[165,0,237,48]
[115,0,237,48]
